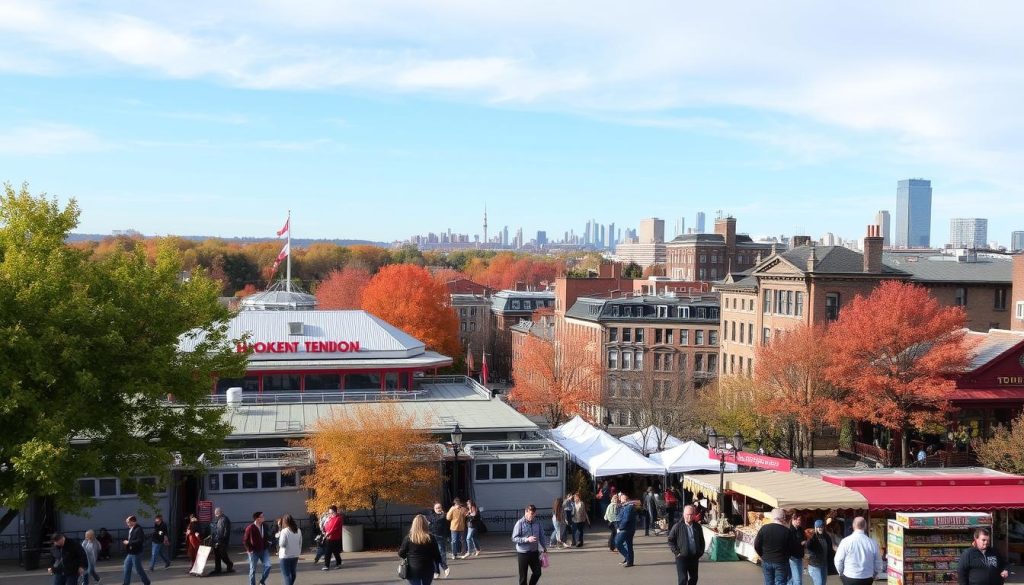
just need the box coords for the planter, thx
[342,524,364,553]
[363,527,402,550]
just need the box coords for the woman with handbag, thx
[398,515,444,585]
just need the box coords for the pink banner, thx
[708,449,793,472]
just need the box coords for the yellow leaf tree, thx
[297,402,440,528]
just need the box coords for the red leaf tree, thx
[508,330,601,427]
[825,281,971,466]
[360,264,461,359]
[754,323,835,467]
[316,266,371,309]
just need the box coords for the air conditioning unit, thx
[288,321,304,335]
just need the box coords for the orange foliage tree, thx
[755,323,836,467]
[316,266,371,310]
[296,402,440,528]
[361,264,461,358]
[825,281,971,466]
[465,253,560,290]
[508,329,601,427]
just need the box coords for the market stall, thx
[886,512,991,585]
[550,416,665,477]
[653,441,738,473]
[619,425,685,455]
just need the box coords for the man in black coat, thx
[958,528,1008,585]
[668,505,706,585]
[48,533,86,585]
[211,507,235,574]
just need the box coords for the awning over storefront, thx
[822,474,1024,511]
[683,473,728,499]
[550,416,665,477]
[726,471,868,511]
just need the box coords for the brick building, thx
[490,289,556,382]
[666,216,774,281]
[1013,254,1024,331]
[451,293,493,370]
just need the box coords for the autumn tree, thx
[825,281,971,466]
[348,244,392,273]
[755,323,836,467]
[974,412,1024,475]
[297,402,440,528]
[508,329,601,427]
[316,266,371,309]
[697,376,785,456]
[618,364,700,453]
[361,264,461,358]
[294,242,349,282]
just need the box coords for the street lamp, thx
[450,423,463,502]
[706,428,743,518]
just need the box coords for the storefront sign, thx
[707,450,793,472]
[197,500,214,523]
[895,513,991,528]
[996,376,1024,385]
[236,340,361,354]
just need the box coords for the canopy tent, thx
[650,440,738,473]
[550,416,665,477]
[822,474,1024,512]
[726,471,868,511]
[683,473,729,500]
[618,426,685,454]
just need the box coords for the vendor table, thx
[708,533,738,561]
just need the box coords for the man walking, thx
[788,514,806,585]
[754,508,800,585]
[427,503,451,577]
[613,493,637,567]
[243,511,272,585]
[211,507,235,574]
[668,505,705,585]
[834,517,883,585]
[447,499,469,559]
[48,533,87,585]
[148,514,171,571]
[643,487,659,536]
[512,504,548,585]
[321,506,343,570]
[806,520,833,585]
[958,527,1009,585]
[122,516,152,585]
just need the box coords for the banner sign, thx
[708,449,793,472]
[190,545,212,576]
[197,500,214,523]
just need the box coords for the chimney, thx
[715,216,737,255]
[807,246,817,272]
[792,235,812,248]
[863,224,883,273]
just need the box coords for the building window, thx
[608,350,618,369]
[622,328,632,342]
[634,351,644,370]
[795,292,804,316]
[722,354,728,373]
[635,328,644,343]
[709,331,719,345]
[723,320,729,341]
[747,357,752,374]
[825,293,841,321]
[511,300,520,310]
[679,330,689,345]
[730,354,735,374]
[522,301,532,310]
[695,330,704,345]
[609,328,618,342]
[763,291,772,313]
[666,329,674,344]
[622,351,632,370]
[738,322,744,344]
[695,354,704,372]
[707,354,717,373]
[1017,301,1024,320]
[995,289,1008,311]
[763,327,771,344]
[609,378,619,397]
[785,291,794,315]
[678,354,687,373]
[469,307,476,316]
[305,374,341,391]
[655,329,664,344]
[699,255,706,263]
[954,288,968,306]
[657,305,668,318]
[731,321,737,341]
[748,323,753,346]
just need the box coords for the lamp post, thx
[706,428,743,518]
[450,423,463,502]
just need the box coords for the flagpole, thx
[285,210,292,292]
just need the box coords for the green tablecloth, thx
[708,535,739,561]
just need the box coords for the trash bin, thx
[342,524,364,553]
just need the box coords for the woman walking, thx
[571,493,589,547]
[603,494,620,552]
[465,500,482,557]
[551,497,567,548]
[81,530,102,585]
[398,515,444,585]
[184,515,202,571]
[277,514,302,585]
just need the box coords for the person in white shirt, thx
[277,514,303,585]
[834,517,883,585]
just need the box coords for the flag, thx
[270,241,289,274]
[481,352,489,386]
[466,345,475,375]
[276,217,290,237]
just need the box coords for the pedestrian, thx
[512,504,549,585]
[613,493,637,567]
[788,513,806,585]
[446,499,469,559]
[121,516,152,585]
[398,514,444,585]
[753,508,800,585]
[311,512,325,564]
[465,499,482,557]
[148,514,171,571]
[604,492,620,552]
[571,493,589,547]
[185,516,202,571]
[551,497,568,549]
[48,533,86,585]
[668,504,705,585]
[321,506,343,570]
[643,487,659,537]
[427,503,451,576]
[958,527,1009,585]
[277,514,302,585]
[211,507,235,574]
[596,480,611,519]
[97,528,113,561]
[806,519,833,585]
[561,496,577,547]
[664,486,680,529]
[242,511,272,585]
[833,516,883,585]
[82,529,103,585]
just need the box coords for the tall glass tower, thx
[895,179,932,248]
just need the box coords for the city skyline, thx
[2,3,1024,245]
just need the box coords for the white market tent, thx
[551,416,665,477]
[618,426,685,454]
[650,440,737,473]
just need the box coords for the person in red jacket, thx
[243,511,272,585]
[322,506,344,571]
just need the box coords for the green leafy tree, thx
[621,262,643,279]
[974,413,1024,475]
[0,183,246,536]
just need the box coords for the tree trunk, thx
[900,429,908,467]
[808,429,816,468]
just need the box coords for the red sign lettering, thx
[235,340,361,354]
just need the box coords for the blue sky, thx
[1,1,1022,245]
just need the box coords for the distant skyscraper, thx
[638,218,665,244]
[895,179,932,247]
[502,226,509,247]
[875,210,891,246]
[537,230,547,246]
[1012,231,1024,252]
[949,218,988,249]
[696,212,706,233]
[483,205,488,244]
[608,222,616,248]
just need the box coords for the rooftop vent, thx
[288,321,304,335]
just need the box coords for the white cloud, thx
[0,123,110,155]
